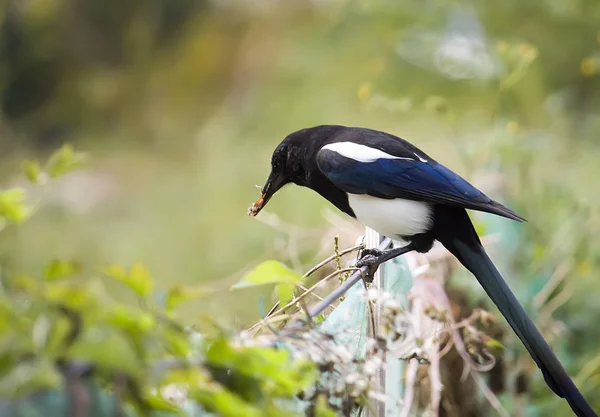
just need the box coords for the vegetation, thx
[0,0,599,415]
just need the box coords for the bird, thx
[248,125,597,417]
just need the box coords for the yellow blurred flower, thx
[518,43,539,62]
[578,260,592,277]
[507,121,519,134]
[581,57,597,76]
[358,83,372,102]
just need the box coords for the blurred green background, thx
[1,0,600,413]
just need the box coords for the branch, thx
[306,238,393,319]
[250,242,367,331]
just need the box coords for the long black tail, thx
[434,207,597,417]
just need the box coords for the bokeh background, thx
[1,0,600,414]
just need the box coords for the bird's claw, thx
[357,249,385,283]
[356,254,380,268]
[358,248,383,261]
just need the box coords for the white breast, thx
[348,194,433,238]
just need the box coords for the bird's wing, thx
[316,147,524,221]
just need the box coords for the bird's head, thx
[248,133,306,216]
[248,125,344,216]
[248,125,344,217]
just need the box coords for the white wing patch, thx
[321,142,413,163]
[414,153,428,163]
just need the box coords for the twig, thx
[437,334,455,358]
[249,242,366,331]
[254,314,295,328]
[306,238,393,319]
[575,349,600,387]
[533,259,572,309]
[427,344,443,416]
[363,275,378,341]
[289,268,359,311]
[304,243,365,277]
[400,358,418,417]
[471,371,510,417]
[297,284,325,302]
[434,313,498,374]
[536,280,574,333]
[297,296,313,328]
[247,267,359,333]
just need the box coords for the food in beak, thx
[248,194,266,216]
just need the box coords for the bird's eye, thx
[272,149,286,170]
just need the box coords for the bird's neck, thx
[302,169,356,218]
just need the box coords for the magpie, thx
[249,125,597,417]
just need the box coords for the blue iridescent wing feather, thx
[316,149,524,221]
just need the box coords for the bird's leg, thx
[357,242,417,281]
[357,242,416,267]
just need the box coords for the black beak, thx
[248,172,286,217]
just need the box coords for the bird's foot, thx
[357,248,383,266]
[357,248,384,267]
[357,249,386,283]
[356,243,418,282]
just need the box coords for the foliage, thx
[231,260,304,305]
[0,150,323,417]
[0,0,600,415]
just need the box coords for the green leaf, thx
[231,261,303,290]
[103,262,154,298]
[483,336,505,350]
[165,285,210,311]
[44,259,82,281]
[315,395,337,417]
[275,283,295,306]
[0,188,30,224]
[206,338,317,397]
[44,281,98,311]
[44,314,75,355]
[162,327,192,357]
[103,264,126,279]
[11,274,39,293]
[22,160,44,184]
[163,367,207,387]
[313,314,326,324]
[192,383,263,417]
[104,305,156,335]
[0,359,62,397]
[143,392,182,413]
[46,143,86,178]
[67,326,143,376]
